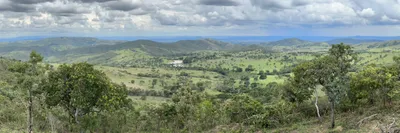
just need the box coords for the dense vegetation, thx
[1,38,400,132]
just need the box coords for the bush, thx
[179,72,190,77]
[223,94,264,124]
[140,95,147,101]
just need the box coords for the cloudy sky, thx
[1,0,400,37]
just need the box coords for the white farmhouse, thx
[170,60,184,67]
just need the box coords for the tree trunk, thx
[74,109,80,124]
[28,89,33,133]
[314,89,321,121]
[330,101,335,129]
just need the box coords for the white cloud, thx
[0,0,400,36]
[381,15,399,23]
[357,8,375,17]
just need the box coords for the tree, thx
[290,60,319,120]
[272,69,278,74]
[234,66,243,72]
[258,70,265,75]
[218,78,236,93]
[40,62,130,130]
[241,76,250,89]
[259,74,267,80]
[170,79,203,131]
[194,81,208,92]
[224,94,264,124]
[325,43,356,128]
[259,70,267,80]
[350,64,399,106]
[288,43,356,128]
[265,70,270,75]
[8,51,44,133]
[254,76,259,81]
[245,65,255,72]
[152,79,158,89]
[249,82,280,103]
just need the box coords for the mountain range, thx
[262,38,329,47]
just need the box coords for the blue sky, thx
[1,0,400,37]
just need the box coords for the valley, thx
[1,37,400,132]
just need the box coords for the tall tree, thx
[289,43,356,128]
[322,44,356,128]
[152,79,158,88]
[8,51,44,133]
[40,62,130,130]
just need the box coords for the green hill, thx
[60,39,240,56]
[370,40,400,48]
[0,37,124,60]
[264,38,328,47]
[0,37,274,66]
[355,40,400,50]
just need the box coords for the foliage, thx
[223,94,264,124]
[39,62,131,130]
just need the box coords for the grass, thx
[96,66,222,90]
[129,96,169,106]
[252,75,286,84]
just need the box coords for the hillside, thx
[356,40,400,50]
[0,37,125,60]
[172,39,236,51]
[371,40,400,48]
[62,39,240,56]
[264,38,328,47]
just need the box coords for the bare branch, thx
[357,114,378,127]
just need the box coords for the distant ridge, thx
[360,40,400,48]
[263,38,328,47]
[326,38,383,44]
[4,37,400,62]
[64,39,239,56]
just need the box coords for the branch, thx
[357,114,378,127]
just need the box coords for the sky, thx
[1,0,400,37]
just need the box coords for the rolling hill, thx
[0,37,250,64]
[263,38,329,48]
[356,40,400,49]
[0,37,125,60]
[58,39,240,56]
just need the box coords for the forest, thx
[1,38,400,132]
